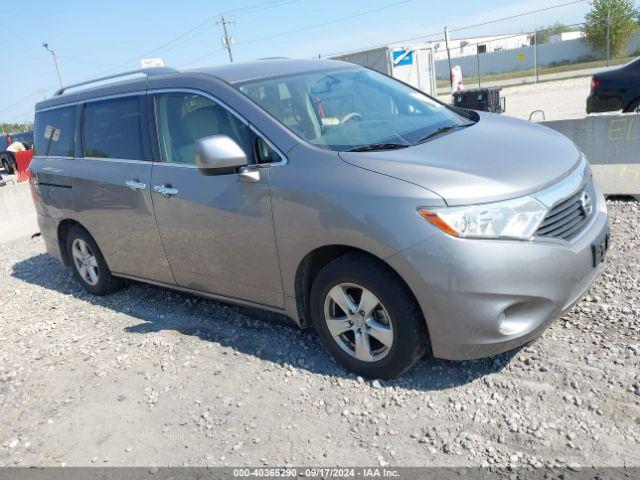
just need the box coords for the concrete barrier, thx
[0,182,39,245]
[542,113,640,195]
[0,116,636,247]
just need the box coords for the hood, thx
[339,112,581,206]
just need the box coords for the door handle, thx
[153,184,179,198]
[125,179,147,191]
[238,166,261,183]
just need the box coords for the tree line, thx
[538,0,640,57]
[1,122,33,134]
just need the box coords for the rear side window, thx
[34,106,76,157]
[83,96,145,160]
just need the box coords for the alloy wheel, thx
[323,283,394,362]
[71,238,99,286]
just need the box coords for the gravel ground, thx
[439,77,592,122]
[0,200,639,468]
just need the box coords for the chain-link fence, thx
[435,24,640,92]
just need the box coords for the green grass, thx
[436,56,635,89]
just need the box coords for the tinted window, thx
[83,96,144,160]
[34,106,76,157]
[154,92,252,165]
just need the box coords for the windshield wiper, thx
[347,143,410,153]
[416,123,473,144]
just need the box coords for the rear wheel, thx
[625,98,640,113]
[310,253,428,379]
[66,225,124,295]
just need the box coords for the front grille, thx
[535,182,594,240]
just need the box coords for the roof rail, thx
[53,67,178,96]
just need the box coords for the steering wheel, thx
[340,112,363,124]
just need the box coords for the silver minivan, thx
[30,59,609,378]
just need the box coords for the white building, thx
[548,31,585,43]
[425,34,534,61]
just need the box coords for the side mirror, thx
[194,135,248,174]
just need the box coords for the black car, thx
[11,131,33,150]
[0,131,34,174]
[587,57,640,114]
[0,134,13,173]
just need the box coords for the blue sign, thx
[393,50,414,66]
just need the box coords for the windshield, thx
[238,68,472,151]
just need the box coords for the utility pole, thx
[534,29,539,84]
[444,27,453,92]
[605,11,611,67]
[476,48,481,89]
[42,43,64,89]
[218,16,234,63]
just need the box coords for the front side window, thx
[154,92,253,165]
[34,106,76,157]
[238,68,471,151]
[83,96,145,160]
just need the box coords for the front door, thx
[73,94,174,284]
[149,90,284,308]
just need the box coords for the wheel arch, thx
[623,96,640,112]
[293,245,428,338]
[57,219,86,266]
[1,152,13,170]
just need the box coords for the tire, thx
[625,98,640,113]
[65,225,124,295]
[1,156,14,174]
[310,253,428,379]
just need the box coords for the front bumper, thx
[387,187,609,360]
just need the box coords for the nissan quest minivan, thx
[29,59,610,378]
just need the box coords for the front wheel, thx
[1,156,14,174]
[66,225,124,295]
[310,254,428,379]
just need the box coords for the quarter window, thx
[83,96,145,160]
[255,136,282,164]
[34,106,76,157]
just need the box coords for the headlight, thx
[418,196,548,240]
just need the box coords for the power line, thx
[0,91,42,117]
[323,0,589,57]
[223,0,304,18]
[3,108,36,123]
[95,16,219,75]
[94,0,309,75]
[447,21,586,51]
[450,0,588,33]
[235,0,416,48]
[179,0,414,68]
[58,55,110,66]
[324,32,440,58]
[9,0,592,117]
[179,48,228,69]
